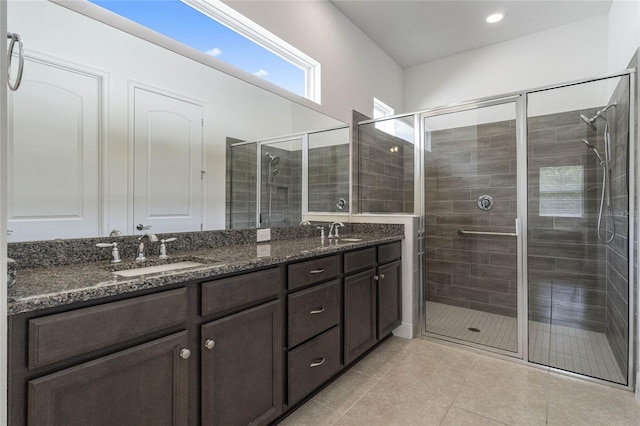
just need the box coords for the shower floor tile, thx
[424,301,625,384]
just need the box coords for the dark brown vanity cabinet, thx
[344,242,402,364]
[201,300,283,426]
[11,288,191,426]
[286,256,342,406]
[10,239,402,426]
[28,331,190,426]
[200,268,284,426]
[376,242,402,339]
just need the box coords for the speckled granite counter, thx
[8,232,403,315]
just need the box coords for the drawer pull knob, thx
[309,269,325,274]
[380,273,385,279]
[310,307,325,314]
[179,348,191,360]
[310,358,325,367]
[204,339,215,350]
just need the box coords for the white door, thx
[133,88,203,235]
[8,58,101,241]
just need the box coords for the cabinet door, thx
[201,300,282,426]
[344,268,377,364]
[377,260,402,338]
[28,332,189,426]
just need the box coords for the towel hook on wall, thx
[7,32,24,91]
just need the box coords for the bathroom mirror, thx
[7,0,348,242]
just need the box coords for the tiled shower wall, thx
[260,145,302,227]
[527,109,608,332]
[226,139,257,229]
[225,142,302,228]
[605,75,630,376]
[357,120,414,214]
[425,120,519,317]
[308,144,349,212]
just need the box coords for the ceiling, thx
[330,0,613,68]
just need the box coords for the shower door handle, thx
[456,228,517,237]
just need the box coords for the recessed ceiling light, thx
[486,11,506,24]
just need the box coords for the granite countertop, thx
[9,234,403,315]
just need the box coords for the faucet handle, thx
[316,226,325,239]
[136,223,152,231]
[159,238,177,259]
[96,242,122,263]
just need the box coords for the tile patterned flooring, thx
[278,336,640,426]
[424,301,625,383]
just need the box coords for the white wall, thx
[609,0,640,71]
[223,0,404,123]
[403,15,610,113]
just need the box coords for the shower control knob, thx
[477,195,494,211]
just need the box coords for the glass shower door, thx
[422,99,522,355]
[526,75,630,384]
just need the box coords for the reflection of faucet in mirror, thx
[328,222,344,239]
[136,234,158,262]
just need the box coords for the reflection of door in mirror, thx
[8,57,101,242]
[260,138,302,228]
[133,87,203,234]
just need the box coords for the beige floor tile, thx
[350,344,407,378]
[380,335,414,354]
[312,369,380,414]
[547,373,640,426]
[408,338,478,374]
[440,407,508,426]
[332,414,364,425]
[279,400,343,426]
[345,359,466,426]
[452,369,548,426]
[468,353,549,387]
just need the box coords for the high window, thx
[88,0,321,102]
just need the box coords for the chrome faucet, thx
[136,233,158,261]
[328,222,344,239]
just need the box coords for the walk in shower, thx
[356,69,634,387]
[226,126,350,229]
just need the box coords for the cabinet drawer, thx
[378,241,402,264]
[288,255,340,291]
[288,280,340,347]
[201,267,281,317]
[29,288,188,370]
[343,247,376,274]
[288,326,341,405]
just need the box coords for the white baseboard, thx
[392,323,413,340]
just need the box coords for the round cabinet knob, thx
[380,273,385,279]
[204,339,215,350]
[179,348,191,359]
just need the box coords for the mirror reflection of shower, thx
[265,152,280,224]
[580,102,616,243]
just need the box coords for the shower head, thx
[265,152,280,166]
[580,102,617,129]
[582,139,604,164]
[580,114,597,129]
[269,168,279,184]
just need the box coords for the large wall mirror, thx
[7,0,349,242]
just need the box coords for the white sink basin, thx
[113,261,205,277]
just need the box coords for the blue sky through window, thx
[90,0,305,96]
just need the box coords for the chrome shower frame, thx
[402,67,636,391]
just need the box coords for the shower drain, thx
[468,327,481,332]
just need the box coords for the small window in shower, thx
[538,165,584,217]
